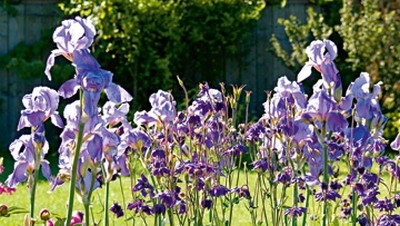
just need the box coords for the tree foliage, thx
[270,0,400,141]
[59,0,265,110]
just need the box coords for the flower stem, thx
[118,176,129,225]
[65,121,85,226]
[101,163,110,226]
[302,186,310,226]
[29,164,40,223]
[291,183,298,226]
[321,144,329,226]
[103,180,110,226]
[351,188,357,226]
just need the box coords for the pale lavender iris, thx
[5,135,52,188]
[350,72,383,119]
[134,90,176,126]
[45,16,96,80]
[303,89,336,122]
[18,86,63,130]
[297,39,339,83]
[59,49,132,117]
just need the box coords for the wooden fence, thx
[226,0,309,116]
[0,0,310,147]
[0,0,59,147]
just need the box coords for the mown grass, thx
[1,158,399,226]
[0,173,258,226]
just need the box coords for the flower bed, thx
[1,17,400,226]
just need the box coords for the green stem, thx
[351,188,357,226]
[302,186,310,226]
[321,144,329,226]
[29,164,40,224]
[291,184,298,226]
[103,180,110,226]
[84,167,97,226]
[118,176,129,225]
[65,121,85,226]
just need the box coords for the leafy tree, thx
[59,0,265,110]
[270,0,400,141]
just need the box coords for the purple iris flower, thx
[102,101,131,129]
[188,84,225,117]
[149,90,176,123]
[155,192,175,208]
[152,204,166,215]
[376,214,400,226]
[210,185,230,197]
[45,16,96,80]
[350,72,383,120]
[303,89,336,122]
[6,135,53,188]
[326,112,348,133]
[127,199,152,216]
[110,202,124,218]
[201,199,213,209]
[224,144,247,157]
[358,214,372,226]
[59,49,132,117]
[118,128,152,155]
[134,90,176,126]
[252,159,268,173]
[178,201,187,214]
[274,76,307,109]
[274,167,293,185]
[284,207,307,217]
[374,198,395,212]
[292,119,313,145]
[297,39,339,84]
[75,167,101,196]
[132,174,155,197]
[18,86,63,130]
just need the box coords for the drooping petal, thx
[87,134,103,162]
[323,39,337,61]
[5,161,29,188]
[59,79,80,98]
[44,49,64,81]
[133,110,157,126]
[327,112,348,132]
[390,133,400,151]
[351,72,371,99]
[18,111,46,130]
[50,113,64,128]
[83,91,101,117]
[105,83,133,103]
[40,160,53,182]
[306,40,325,65]
[63,100,81,127]
[297,62,313,83]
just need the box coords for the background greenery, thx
[270,0,400,144]
[59,0,265,112]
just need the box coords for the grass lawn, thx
[1,160,399,226]
[0,174,258,226]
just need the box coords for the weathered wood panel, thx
[225,0,310,117]
[0,0,59,148]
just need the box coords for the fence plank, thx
[0,1,59,148]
